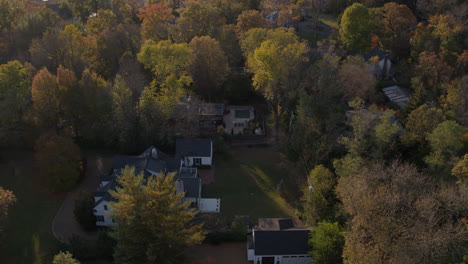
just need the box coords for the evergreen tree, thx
[109,166,205,264]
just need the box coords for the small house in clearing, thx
[247,218,313,264]
[175,138,213,167]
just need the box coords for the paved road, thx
[52,152,113,242]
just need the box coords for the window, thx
[193,158,202,166]
[96,215,104,222]
[104,205,108,210]
[112,218,115,223]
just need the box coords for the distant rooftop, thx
[382,86,410,108]
[176,138,212,157]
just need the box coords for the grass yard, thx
[203,147,295,222]
[319,14,339,29]
[0,150,63,263]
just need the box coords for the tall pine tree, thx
[109,167,205,264]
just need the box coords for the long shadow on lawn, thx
[241,164,295,218]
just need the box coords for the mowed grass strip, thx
[203,147,294,220]
[0,151,63,264]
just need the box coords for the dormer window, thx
[104,205,108,210]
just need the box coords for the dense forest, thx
[0,0,467,263]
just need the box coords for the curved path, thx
[52,152,113,243]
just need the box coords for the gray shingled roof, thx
[254,230,310,256]
[176,138,212,157]
[95,146,202,205]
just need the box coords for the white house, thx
[359,47,392,80]
[176,138,213,167]
[247,218,313,264]
[93,144,219,226]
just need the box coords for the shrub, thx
[73,191,96,231]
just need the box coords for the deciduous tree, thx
[337,161,468,264]
[401,104,445,146]
[309,221,344,264]
[172,0,225,42]
[0,60,31,146]
[301,165,338,226]
[245,28,307,137]
[138,40,192,90]
[52,251,80,264]
[338,56,376,101]
[189,36,229,100]
[35,132,81,192]
[30,25,97,76]
[110,166,205,264]
[425,120,467,173]
[139,3,173,42]
[339,3,373,53]
[379,3,416,57]
[236,9,266,35]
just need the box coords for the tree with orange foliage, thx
[236,10,266,35]
[380,2,416,57]
[139,3,174,42]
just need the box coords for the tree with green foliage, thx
[73,191,96,231]
[231,217,247,241]
[52,251,80,264]
[189,36,229,100]
[138,40,192,90]
[111,75,137,152]
[30,25,97,76]
[302,165,338,226]
[309,221,344,264]
[0,60,31,146]
[333,154,365,178]
[339,3,373,53]
[245,28,307,137]
[425,120,467,173]
[86,9,118,34]
[110,166,205,264]
[171,0,226,42]
[70,69,112,145]
[452,154,468,185]
[35,132,81,192]
[374,109,402,156]
[402,104,445,147]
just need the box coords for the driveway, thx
[52,151,114,242]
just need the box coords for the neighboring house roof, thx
[176,138,212,157]
[199,103,224,116]
[254,230,310,256]
[94,146,203,206]
[258,218,295,230]
[252,218,311,256]
[382,86,410,108]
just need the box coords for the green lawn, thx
[319,14,339,29]
[0,151,63,263]
[203,147,295,222]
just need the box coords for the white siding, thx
[185,156,212,166]
[198,198,220,212]
[248,249,255,261]
[93,201,117,227]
